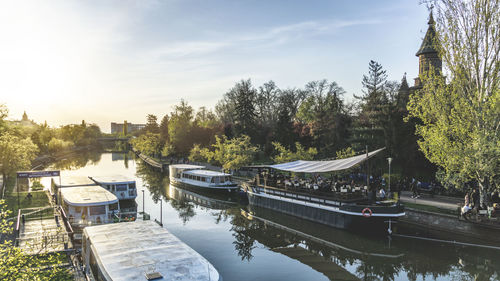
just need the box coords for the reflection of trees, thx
[135,160,167,203]
[51,150,102,170]
[169,199,196,224]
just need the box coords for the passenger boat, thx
[82,221,221,281]
[244,148,405,234]
[59,185,119,228]
[169,164,239,192]
[89,175,137,200]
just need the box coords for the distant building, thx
[110,121,146,134]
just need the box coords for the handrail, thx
[16,209,21,234]
[59,206,74,234]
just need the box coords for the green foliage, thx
[188,144,211,163]
[168,100,195,156]
[335,147,355,159]
[130,133,162,158]
[0,200,71,280]
[0,132,38,180]
[202,135,258,171]
[30,180,44,191]
[47,138,73,153]
[272,142,317,163]
[409,1,500,191]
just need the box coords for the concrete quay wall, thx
[400,208,500,244]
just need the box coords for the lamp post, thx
[387,157,393,192]
[141,190,145,214]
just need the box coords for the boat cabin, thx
[182,170,233,186]
[82,221,221,281]
[60,185,119,227]
[89,175,137,200]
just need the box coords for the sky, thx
[0,0,431,132]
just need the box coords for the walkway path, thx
[400,191,462,211]
[18,216,70,255]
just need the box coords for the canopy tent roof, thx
[269,148,385,173]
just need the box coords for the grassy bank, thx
[2,176,51,216]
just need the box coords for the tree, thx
[130,133,162,158]
[297,80,350,156]
[335,147,356,159]
[408,1,500,192]
[167,100,195,156]
[205,135,258,171]
[231,79,258,139]
[0,133,38,193]
[272,142,317,163]
[159,115,169,144]
[144,114,159,134]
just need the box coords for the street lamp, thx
[141,190,145,214]
[386,157,393,192]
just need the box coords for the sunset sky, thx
[0,0,431,132]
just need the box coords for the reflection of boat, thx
[89,175,137,200]
[169,164,239,192]
[167,184,238,210]
[82,221,221,281]
[239,206,405,281]
[244,205,405,259]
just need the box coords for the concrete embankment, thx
[400,208,500,244]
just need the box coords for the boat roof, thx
[60,185,118,206]
[55,176,95,188]
[184,170,230,177]
[170,164,205,169]
[89,175,135,184]
[83,221,219,281]
[269,147,386,173]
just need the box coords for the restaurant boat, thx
[89,175,137,201]
[169,164,239,192]
[244,148,405,234]
[82,221,221,281]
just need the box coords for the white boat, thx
[89,175,137,200]
[82,221,221,281]
[169,164,239,192]
[59,185,119,227]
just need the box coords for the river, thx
[44,151,500,281]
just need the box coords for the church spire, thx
[414,10,442,87]
[22,111,28,121]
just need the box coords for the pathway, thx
[400,191,462,211]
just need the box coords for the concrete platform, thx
[18,217,70,255]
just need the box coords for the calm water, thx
[45,152,500,281]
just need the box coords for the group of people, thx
[462,189,500,218]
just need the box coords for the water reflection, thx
[134,159,167,203]
[51,151,500,281]
[51,150,102,170]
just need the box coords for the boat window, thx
[129,182,136,189]
[214,177,220,184]
[106,185,111,190]
[201,177,206,182]
[225,176,229,182]
[109,203,119,211]
[75,206,81,213]
[211,177,215,183]
[89,205,106,215]
[116,184,128,191]
[196,176,200,181]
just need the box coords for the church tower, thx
[414,11,442,87]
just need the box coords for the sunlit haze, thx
[0,0,430,132]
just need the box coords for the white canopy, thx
[270,147,385,173]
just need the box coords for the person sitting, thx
[379,188,386,200]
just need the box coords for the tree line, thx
[131,60,430,177]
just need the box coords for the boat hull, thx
[246,188,404,233]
